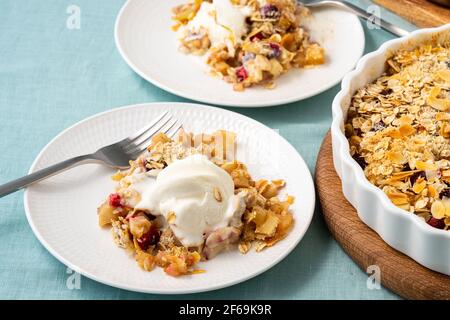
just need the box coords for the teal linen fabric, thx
[0,0,417,299]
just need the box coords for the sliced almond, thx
[437,69,450,83]
[238,241,251,254]
[111,171,125,181]
[167,211,176,224]
[286,195,295,205]
[412,178,427,194]
[386,189,409,205]
[415,160,438,171]
[431,200,446,219]
[272,179,286,188]
[386,151,404,164]
[436,112,450,121]
[399,124,415,137]
[427,87,450,111]
[213,187,222,202]
[428,185,438,198]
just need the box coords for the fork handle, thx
[0,154,95,198]
[314,1,410,37]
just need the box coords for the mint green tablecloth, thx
[0,0,417,299]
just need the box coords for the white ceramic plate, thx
[115,0,365,107]
[24,102,315,294]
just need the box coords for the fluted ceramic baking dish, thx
[331,24,450,275]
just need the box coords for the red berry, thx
[410,171,426,186]
[137,225,161,250]
[108,193,122,207]
[236,66,248,82]
[268,43,281,59]
[439,188,450,199]
[427,217,445,230]
[352,155,366,169]
[250,32,263,41]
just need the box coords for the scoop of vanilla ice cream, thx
[135,154,238,247]
[179,0,252,57]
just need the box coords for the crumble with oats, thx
[97,129,294,276]
[172,0,325,91]
[345,41,450,231]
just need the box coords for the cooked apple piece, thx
[97,202,116,227]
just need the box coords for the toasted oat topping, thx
[345,42,450,230]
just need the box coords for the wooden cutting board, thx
[315,131,450,300]
[374,0,450,28]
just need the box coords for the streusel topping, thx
[346,42,450,230]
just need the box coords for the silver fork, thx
[0,111,181,198]
[302,0,410,37]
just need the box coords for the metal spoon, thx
[302,0,410,37]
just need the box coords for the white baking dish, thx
[331,24,450,275]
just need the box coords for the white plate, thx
[115,0,365,107]
[24,102,315,294]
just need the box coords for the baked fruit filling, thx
[98,129,294,276]
[172,0,325,91]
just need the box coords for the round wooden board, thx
[315,131,450,300]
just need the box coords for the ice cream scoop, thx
[135,154,238,247]
[179,0,252,57]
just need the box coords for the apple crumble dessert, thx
[98,129,294,276]
[172,0,325,91]
[345,41,450,231]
